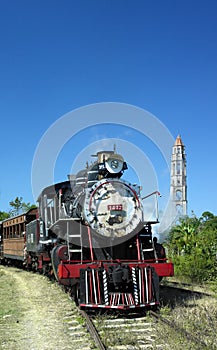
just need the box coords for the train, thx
[0,150,174,310]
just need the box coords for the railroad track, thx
[74,284,216,350]
[79,309,106,350]
[2,266,215,349]
[62,308,95,350]
[159,283,214,310]
[156,283,216,349]
[76,309,165,350]
[149,310,209,349]
[161,280,214,296]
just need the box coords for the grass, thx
[0,266,95,350]
[0,269,21,318]
[80,279,217,350]
[153,283,217,349]
[1,266,216,349]
[0,268,25,349]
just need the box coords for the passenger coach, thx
[0,208,37,265]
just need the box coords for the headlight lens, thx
[111,160,119,169]
[105,158,123,173]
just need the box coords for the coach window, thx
[20,224,23,236]
[20,223,23,237]
[13,225,15,237]
[17,224,20,237]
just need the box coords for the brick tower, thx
[170,135,187,218]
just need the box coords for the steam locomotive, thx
[0,150,174,310]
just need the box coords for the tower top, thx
[174,134,184,146]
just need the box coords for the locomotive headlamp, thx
[111,159,119,169]
[105,156,124,174]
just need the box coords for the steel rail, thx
[149,310,208,348]
[161,282,214,297]
[79,309,106,350]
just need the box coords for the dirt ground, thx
[0,266,93,350]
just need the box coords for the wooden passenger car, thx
[2,208,37,261]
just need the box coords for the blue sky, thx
[0,0,217,220]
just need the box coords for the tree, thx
[21,202,37,212]
[9,197,23,216]
[167,215,200,256]
[200,211,215,223]
[167,212,217,282]
[0,211,10,221]
[9,197,36,216]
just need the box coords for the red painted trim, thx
[151,262,174,277]
[89,271,93,303]
[148,268,152,301]
[58,264,64,278]
[57,261,174,279]
[136,235,141,261]
[141,267,144,303]
[96,270,101,304]
[38,256,43,269]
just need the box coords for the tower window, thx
[176,204,183,215]
[177,162,181,174]
[176,190,182,200]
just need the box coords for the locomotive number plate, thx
[107,204,123,211]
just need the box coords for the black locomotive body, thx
[0,150,174,310]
